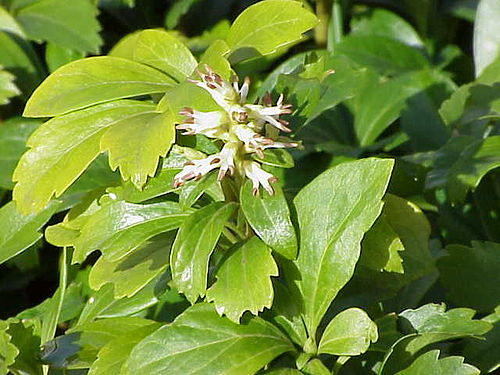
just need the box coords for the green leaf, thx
[89,324,160,375]
[13,100,155,214]
[3,319,42,375]
[72,199,189,263]
[178,171,220,210]
[253,149,295,168]
[351,8,423,48]
[463,306,500,373]
[0,68,20,104]
[43,317,156,369]
[23,56,174,117]
[77,281,163,325]
[15,0,102,54]
[101,111,175,188]
[88,233,174,298]
[354,71,436,146]
[164,0,200,29]
[426,136,500,203]
[359,214,405,274]
[0,321,18,375]
[473,0,500,76]
[336,35,429,75]
[45,42,84,73]
[438,241,500,313]
[125,303,294,375]
[293,158,394,337]
[206,236,278,322]
[395,350,479,375]
[0,31,43,95]
[40,248,67,345]
[0,117,40,189]
[170,202,236,303]
[0,200,59,265]
[380,303,492,374]
[226,0,318,61]
[0,5,25,37]
[108,31,141,60]
[318,308,378,356]
[133,29,197,82]
[199,39,232,80]
[240,180,297,259]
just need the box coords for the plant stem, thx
[314,0,330,48]
[327,0,344,53]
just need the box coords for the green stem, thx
[327,0,344,53]
[314,0,330,48]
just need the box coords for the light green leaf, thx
[438,241,500,313]
[0,5,25,37]
[133,29,197,82]
[13,100,155,214]
[178,171,219,210]
[301,359,330,375]
[170,202,236,303]
[89,233,174,298]
[206,236,278,322]
[15,0,102,54]
[318,308,378,356]
[240,180,297,259]
[0,200,59,265]
[0,68,20,104]
[199,39,232,80]
[108,31,141,60]
[473,0,500,76]
[89,324,160,375]
[72,200,189,263]
[125,303,294,375]
[293,158,394,337]
[101,111,175,188]
[226,0,318,61]
[0,321,19,375]
[396,350,479,375]
[23,56,174,117]
[0,117,40,189]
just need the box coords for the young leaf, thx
[0,68,19,104]
[72,200,189,263]
[438,241,500,313]
[125,303,294,375]
[100,111,175,188]
[15,0,102,54]
[13,100,155,214]
[88,324,160,375]
[23,56,174,117]
[473,0,500,76]
[226,0,318,61]
[133,29,197,82]
[89,233,174,298]
[293,158,394,337]
[206,236,278,322]
[318,308,378,356]
[395,350,479,375]
[0,200,59,265]
[241,183,296,259]
[170,202,236,303]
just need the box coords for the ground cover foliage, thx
[0,0,499,374]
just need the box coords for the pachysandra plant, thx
[1,0,498,374]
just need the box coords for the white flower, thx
[173,65,298,195]
[242,161,277,196]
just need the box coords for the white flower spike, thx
[174,65,298,195]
